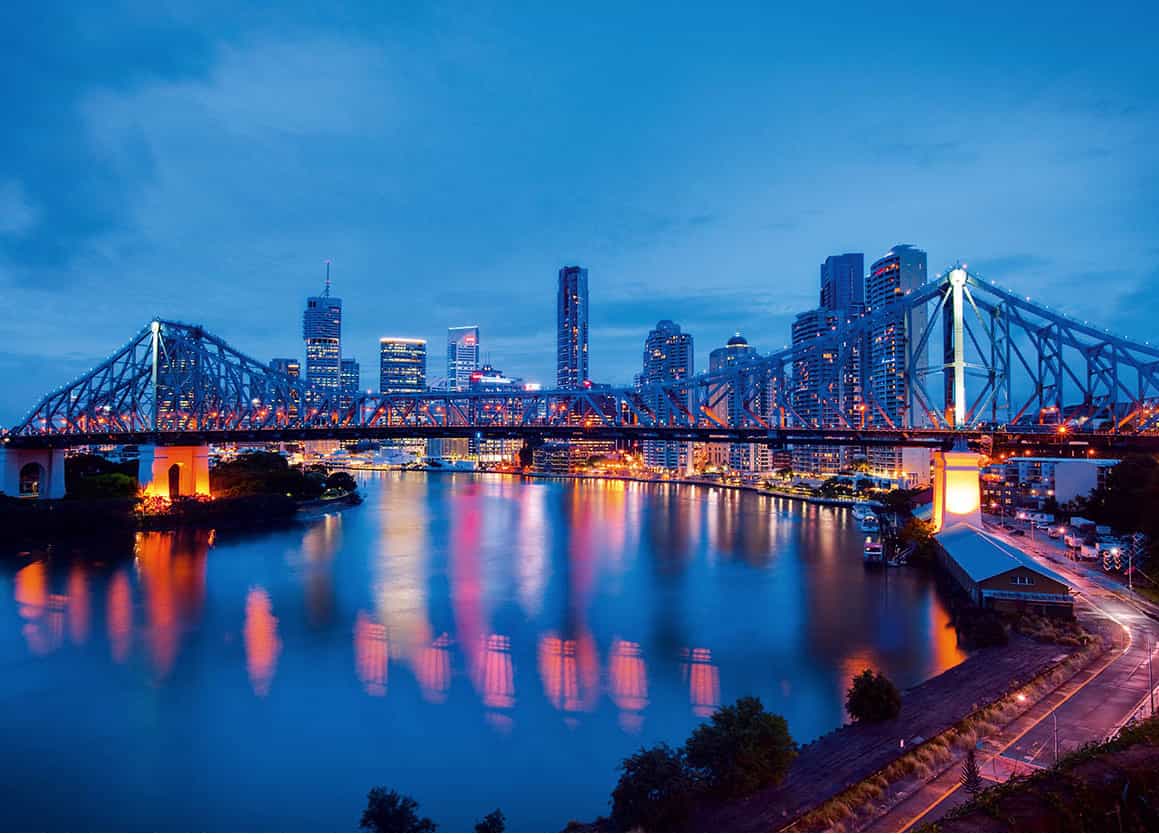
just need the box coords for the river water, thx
[0,473,965,831]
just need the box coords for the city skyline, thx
[2,3,1158,424]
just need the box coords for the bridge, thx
[2,266,1157,498]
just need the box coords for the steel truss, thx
[6,268,1159,446]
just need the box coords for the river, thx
[0,472,966,831]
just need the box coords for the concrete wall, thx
[0,447,67,499]
[138,445,211,498]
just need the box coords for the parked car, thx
[1010,529,1026,537]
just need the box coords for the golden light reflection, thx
[354,610,388,696]
[682,647,720,718]
[414,632,453,703]
[135,531,210,679]
[244,586,281,697]
[538,631,599,715]
[107,569,133,663]
[609,638,649,732]
[14,562,65,656]
[67,562,89,646]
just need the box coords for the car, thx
[1010,529,1026,537]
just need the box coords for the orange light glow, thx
[682,647,721,718]
[354,611,388,696]
[107,570,133,663]
[244,586,281,697]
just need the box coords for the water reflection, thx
[1,474,969,832]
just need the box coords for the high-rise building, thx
[557,265,589,389]
[303,267,342,393]
[379,338,427,393]
[446,326,480,392]
[341,357,360,394]
[640,320,694,471]
[707,333,767,471]
[820,253,865,313]
[866,244,929,483]
[270,357,302,419]
[789,253,869,476]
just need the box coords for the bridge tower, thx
[931,441,982,531]
[138,445,211,499]
[0,447,67,499]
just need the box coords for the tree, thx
[360,787,436,833]
[610,744,698,832]
[684,696,797,799]
[898,518,938,565]
[473,809,505,833]
[960,748,983,798]
[879,488,916,517]
[845,669,902,722]
[325,470,358,493]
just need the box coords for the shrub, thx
[684,696,797,799]
[610,744,698,831]
[68,472,139,499]
[326,470,358,493]
[845,669,902,722]
[359,787,436,832]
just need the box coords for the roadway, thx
[870,518,1159,832]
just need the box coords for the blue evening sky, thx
[1,1,1157,422]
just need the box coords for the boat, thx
[859,513,881,533]
[851,501,873,521]
[426,457,478,472]
[863,537,885,566]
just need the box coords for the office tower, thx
[640,320,694,471]
[791,309,842,475]
[341,357,360,394]
[270,358,301,379]
[446,326,480,392]
[707,333,767,471]
[270,357,302,419]
[303,266,342,393]
[866,244,929,484]
[379,338,427,393]
[820,253,865,313]
[789,252,869,476]
[557,265,589,389]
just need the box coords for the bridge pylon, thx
[0,447,67,499]
[138,445,211,499]
[931,441,982,532]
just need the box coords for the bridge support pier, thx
[0,447,67,499]
[138,445,211,499]
[931,444,982,532]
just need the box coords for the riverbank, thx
[695,633,1097,832]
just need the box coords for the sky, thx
[1,1,1158,423]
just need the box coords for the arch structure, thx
[0,448,66,499]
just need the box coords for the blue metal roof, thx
[935,523,1071,588]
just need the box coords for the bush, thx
[684,696,797,799]
[845,669,902,722]
[473,809,505,833]
[68,472,139,499]
[326,470,358,493]
[610,744,698,831]
[210,452,325,499]
[360,787,436,832]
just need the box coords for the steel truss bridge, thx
[5,267,1159,453]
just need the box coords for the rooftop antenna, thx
[323,259,332,296]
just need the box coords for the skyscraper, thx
[303,266,342,393]
[379,338,427,393]
[446,326,480,392]
[708,333,767,471]
[791,252,868,475]
[341,357,361,395]
[640,320,694,470]
[820,253,865,313]
[270,357,302,418]
[557,265,589,389]
[867,244,929,483]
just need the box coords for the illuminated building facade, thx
[641,320,694,470]
[303,282,342,393]
[707,333,767,471]
[556,265,589,389]
[270,358,301,418]
[340,357,361,408]
[791,308,842,475]
[379,338,427,394]
[446,326,480,392]
[867,244,928,483]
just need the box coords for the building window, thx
[1011,575,1035,586]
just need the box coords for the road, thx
[869,518,1159,832]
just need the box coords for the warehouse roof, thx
[935,523,1071,588]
